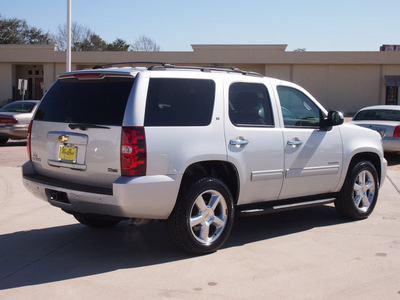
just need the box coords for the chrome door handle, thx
[287,139,303,147]
[230,137,249,147]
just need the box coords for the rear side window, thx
[145,78,215,126]
[34,77,134,126]
[353,109,400,121]
[229,82,274,126]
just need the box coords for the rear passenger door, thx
[225,81,284,205]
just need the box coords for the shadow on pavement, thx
[0,205,347,290]
[385,152,400,167]
[0,140,27,147]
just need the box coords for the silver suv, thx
[23,63,387,254]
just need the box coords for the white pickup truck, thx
[22,63,387,254]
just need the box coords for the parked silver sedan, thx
[0,100,40,144]
[349,105,400,153]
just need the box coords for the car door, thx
[225,81,284,205]
[276,85,343,199]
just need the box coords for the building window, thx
[386,86,398,105]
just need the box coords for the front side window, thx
[229,82,274,126]
[277,86,321,128]
[145,78,215,126]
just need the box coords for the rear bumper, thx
[382,138,400,152]
[0,124,28,139]
[22,161,179,219]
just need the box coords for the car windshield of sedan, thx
[0,102,37,113]
[353,109,400,122]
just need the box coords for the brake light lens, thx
[0,117,18,124]
[73,73,104,79]
[27,120,33,161]
[121,127,146,176]
[394,125,400,138]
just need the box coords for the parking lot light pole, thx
[66,0,72,72]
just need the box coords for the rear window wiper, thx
[68,123,110,130]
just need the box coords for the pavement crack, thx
[386,174,400,195]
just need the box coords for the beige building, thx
[1,44,400,114]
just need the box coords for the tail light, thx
[0,117,18,124]
[394,125,400,138]
[27,120,33,161]
[73,73,104,79]
[121,127,146,176]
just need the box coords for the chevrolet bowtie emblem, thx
[58,135,69,143]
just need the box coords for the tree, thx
[0,16,51,44]
[74,35,130,51]
[52,22,130,51]
[75,34,107,51]
[130,35,160,51]
[51,22,93,51]
[107,38,130,51]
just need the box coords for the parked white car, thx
[0,100,40,144]
[349,105,400,153]
[22,63,387,254]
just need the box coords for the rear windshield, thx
[144,78,215,126]
[34,77,134,126]
[353,109,400,122]
[0,101,37,113]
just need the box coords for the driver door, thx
[276,85,343,199]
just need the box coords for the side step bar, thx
[236,197,336,217]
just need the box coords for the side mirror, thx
[323,110,344,129]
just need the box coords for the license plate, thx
[59,145,77,162]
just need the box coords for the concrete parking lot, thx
[0,141,399,299]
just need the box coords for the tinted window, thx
[277,86,321,128]
[0,102,37,113]
[353,109,400,121]
[145,78,215,126]
[229,82,274,126]
[34,77,134,126]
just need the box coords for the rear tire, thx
[73,213,121,228]
[167,177,235,255]
[335,161,379,220]
[0,137,8,144]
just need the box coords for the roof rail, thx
[92,62,263,77]
[92,62,173,69]
[150,64,263,77]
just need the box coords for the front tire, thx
[335,161,379,220]
[168,177,235,255]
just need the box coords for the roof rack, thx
[150,64,263,77]
[92,62,263,77]
[92,62,173,69]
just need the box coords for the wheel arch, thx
[178,160,240,205]
[347,152,383,186]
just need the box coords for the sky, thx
[1,0,400,52]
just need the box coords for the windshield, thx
[0,102,37,113]
[353,109,400,122]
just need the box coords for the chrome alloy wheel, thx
[353,170,376,213]
[189,189,228,245]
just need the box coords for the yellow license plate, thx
[59,146,77,162]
